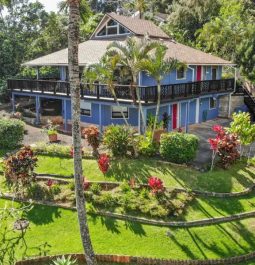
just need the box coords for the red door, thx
[196,66,202,81]
[172,104,178,130]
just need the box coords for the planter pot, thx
[48,134,58,143]
[153,129,166,143]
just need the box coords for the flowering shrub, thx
[4,146,38,192]
[208,125,239,169]
[148,177,164,194]
[98,154,110,175]
[83,126,100,157]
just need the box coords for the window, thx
[112,106,128,119]
[209,97,217,109]
[176,67,186,80]
[80,101,91,116]
[96,19,130,37]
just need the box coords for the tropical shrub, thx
[90,183,101,194]
[98,154,110,175]
[27,182,54,201]
[160,132,199,163]
[208,125,239,169]
[83,125,100,156]
[229,112,255,156]
[0,118,25,148]
[148,176,164,194]
[137,135,158,157]
[4,146,38,192]
[103,125,135,156]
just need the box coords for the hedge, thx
[0,118,25,149]
[160,132,199,164]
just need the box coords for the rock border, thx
[2,194,255,228]
[15,252,255,265]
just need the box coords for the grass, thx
[35,155,255,193]
[2,198,255,263]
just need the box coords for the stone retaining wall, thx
[15,252,255,265]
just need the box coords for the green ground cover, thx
[2,198,255,263]
[35,155,255,193]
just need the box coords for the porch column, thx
[63,99,68,131]
[35,96,41,125]
[143,108,147,135]
[60,66,67,81]
[36,67,40,80]
[228,93,232,118]
[195,98,200,123]
[185,101,190,133]
[99,103,102,133]
[167,104,171,132]
[138,106,141,134]
[12,93,15,112]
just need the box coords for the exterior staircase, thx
[235,86,255,120]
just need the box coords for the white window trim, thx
[176,68,186,80]
[209,97,217,110]
[111,106,129,120]
[96,20,130,37]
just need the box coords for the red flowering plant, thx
[81,177,90,191]
[83,126,100,157]
[208,125,239,170]
[3,146,38,194]
[98,154,110,175]
[148,176,165,194]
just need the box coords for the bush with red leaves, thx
[4,146,38,191]
[148,176,164,194]
[208,125,239,169]
[83,126,100,156]
[98,154,110,175]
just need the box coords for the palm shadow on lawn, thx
[25,204,62,225]
[89,214,146,236]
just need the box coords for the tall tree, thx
[108,36,158,133]
[84,53,130,125]
[68,1,97,265]
[139,44,181,138]
[165,0,221,43]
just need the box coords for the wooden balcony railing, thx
[8,78,235,103]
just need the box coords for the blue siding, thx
[189,100,196,124]
[199,97,219,123]
[140,68,193,86]
[180,102,187,127]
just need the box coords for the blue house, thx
[8,13,235,133]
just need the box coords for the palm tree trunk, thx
[152,82,161,141]
[68,1,97,265]
[134,75,146,134]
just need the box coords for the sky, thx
[33,0,59,13]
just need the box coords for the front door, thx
[212,66,217,80]
[172,104,178,130]
[196,66,202,81]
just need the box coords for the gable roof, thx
[91,13,170,40]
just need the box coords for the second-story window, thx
[96,19,130,37]
[176,67,186,80]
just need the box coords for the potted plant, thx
[44,120,59,142]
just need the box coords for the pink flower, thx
[212,125,223,133]
[46,179,54,187]
[148,176,164,194]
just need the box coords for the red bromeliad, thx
[148,176,164,194]
[98,154,110,175]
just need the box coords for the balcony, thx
[8,78,235,104]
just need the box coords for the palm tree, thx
[68,1,97,265]
[108,36,159,133]
[124,0,147,18]
[139,44,182,139]
[84,53,129,125]
[59,0,91,23]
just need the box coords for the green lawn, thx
[35,155,255,193]
[2,198,255,263]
